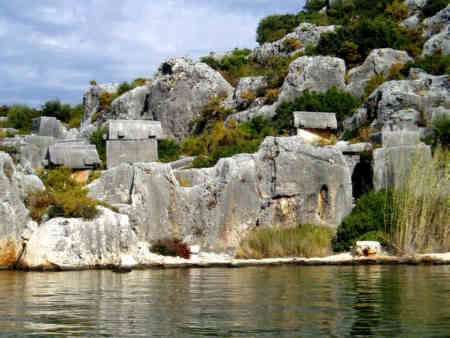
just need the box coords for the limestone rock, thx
[354,241,382,257]
[348,72,449,133]
[82,83,119,124]
[143,57,234,140]
[293,111,338,130]
[401,14,421,30]
[233,76,267,109]
[373,131,432,190]
[17,207,138,270]
[423,5,449,39]
[32,116,66,139]
[87,163,134,204]
[346,49,413,98]
[405,0,428,11]
[0,152,36,268]
[109,85,150,120]
[252,23,336,64]
[91,137,353,254]
[278,56,346,103]
[226,103,277,124]
[422,25,450,56]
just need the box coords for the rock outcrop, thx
[82,83,119,126]
[0,152,42,269]
[346,49,413,98]
[373,131,431,190]
[422,6,450,56]
[88,137,353,254]
[233,76,267,110]
[109,85,150,120]
[17,207,138,270]
[252,23,336,64]
[345,71,450,133]
[278,56,346,103]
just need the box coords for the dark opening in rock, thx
[318,185,329,220]
[161,62,173,75]
[352,159,373,199]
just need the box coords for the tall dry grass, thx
[235,224,334,259]
[388,146,449,254]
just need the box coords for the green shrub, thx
[191,93,234,135]
[401,53,450,76]
[422,0,449,18]
[26,166,100,223]
[89,128,107,167]
[256,14,299,44]
[151,238,191,259]
[274,87,360,134]
[0,105,9,116]
[68,103,83,128]
[236,224,334,258]
[431,113,450,148]
[98,92,118,112]
[315,17,424,66]
[41,99,72,123]
[158,139,181,163]
[181,120,273,168]
[4,104,40,133]
[117,81,132,96]
[333,190,393,252]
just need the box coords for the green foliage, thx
[89,128,107,167]
[0,105,9,116]
[41,99,72,123]
[333,190,393,252]
[385,0,409,22]
[181,120,274,168]
[151,238,191,259]
[68,103,83,128]
[98,92,119,113]
[191,93,234,135]
[401,53,450,76]
[315,16,424,66]
[26,166,100,223]
[4,104,40,133]
[422,0,449,18]
[236,224,334,258]
[304,0,326,12]
[256,14,299,44]
[430,113,450,148]
[117,81,133,96]
[274,87,360,133]
[158,139,181,163]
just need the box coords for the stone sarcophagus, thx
[106,120,165,169]
[32,116,65,139]
[46,141,102,169]
[293,111,337,143]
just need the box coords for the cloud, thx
[0,0,304,106]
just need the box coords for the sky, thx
[0,0,305,107]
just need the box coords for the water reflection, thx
[0,265,449,337]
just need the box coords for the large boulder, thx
[277,56,346,103]
[17,207,138,270]
[90,137,353,254]
[233,76,267,110]
[345,72,449,133]
[346,49,413,98]
[143,57,234,140]
[252,23,337,64]
[422,6,450,56]
[0,152,42,268]
[109,85,150,120]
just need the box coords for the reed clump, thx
[235,224,334,259]
[388,146,449,254]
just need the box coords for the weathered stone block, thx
[47,142,101,169]
[294,111,337,130]
[32,116,65,138]
[106,120,164,140]
[106,139,157,169]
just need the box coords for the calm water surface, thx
[0,265,449,337]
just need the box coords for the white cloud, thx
[0,0,304,105]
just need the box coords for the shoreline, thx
[5,252,450,272]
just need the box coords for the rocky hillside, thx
[0,0,448,269]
